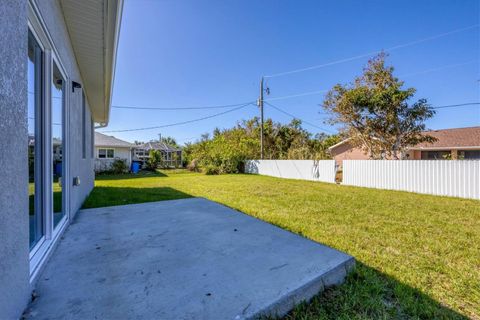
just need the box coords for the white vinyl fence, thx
[245,160,336,183]
[343,160,480,200]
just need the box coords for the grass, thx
[84,170,480,319]
[29,180,63,214]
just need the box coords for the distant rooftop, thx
[329,126,480,151]
[412,126,480,149]
[95,132,135,148]
[136,141,182,152]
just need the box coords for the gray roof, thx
[95,132,134,148]
[136,141,182,152]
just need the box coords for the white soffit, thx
[60,0,123,124]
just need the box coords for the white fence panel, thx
[342,160,480,200]
[245,160,336,183]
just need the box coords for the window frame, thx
[98,148,115,159]
[460,150,480,160]
[91,117,95,159]
[28,0,71,283]
[421,150,451,160]
[82,91,86,159]
[28,28,45,252]
[51,54,68,230]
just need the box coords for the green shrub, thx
[146,150,163,171]
[204,164,220,175]
[111,159,128,174]
[182,117,340,175]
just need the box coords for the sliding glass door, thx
[52,62,65,227]
[28,26,69,259]
[28,3,71,280]
[28,30,44,249]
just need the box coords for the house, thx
[94,132,134,172]
[0,0,123,318]
[408,127,480,160]
[329,126,480,166]
[134,141,183,167]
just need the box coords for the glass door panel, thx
[52,62,65,227]
[28,31,43,249]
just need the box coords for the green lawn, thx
[29,181,63,214]
[84,170,480,319]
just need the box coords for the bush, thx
[146,150,162,171]
[111,159,128,174]
[182,117,340,175]
[204,164,219,175]
[187,159,200,172]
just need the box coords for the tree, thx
[182,117,339,174]
[160,136,178,148]
[322,53,436,159]
[311,133,342,159]
[146,150,163,170]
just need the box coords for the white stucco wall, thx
[94,147,132,172]
[0,1,97,317]
[36,0,95,216]
[0,1,30,318]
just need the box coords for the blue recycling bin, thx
[55,162,62,177]
[131,161,140,174]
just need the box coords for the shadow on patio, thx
[82,186,193,209]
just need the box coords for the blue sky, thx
[104,0,480,144]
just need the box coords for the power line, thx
[264,101,336,134]
[101,102,254,133]
[264,24,479,78]
[266,101,479,133]
[317,102,480,110]
[398,60,477,78]
[111,101,255,110]
[433,102,480,109]
[265,89,329,101]
[262,59,478,102]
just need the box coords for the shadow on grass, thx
[82,186,192,209]
[281,262,467,320]
[95,170,167,181]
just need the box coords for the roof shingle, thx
[95,132,134,148]
[413,126,480,149]
[136,141,181,152]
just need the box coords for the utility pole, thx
[258,77,264,159]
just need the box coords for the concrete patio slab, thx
[25,198,354,320]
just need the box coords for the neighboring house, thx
[134,141,183,167]
[0,1,123,318]
[408,127,480,160]
[94,132,134,172]
[329,126,480,166]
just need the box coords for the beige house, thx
[94,132,134,172]
[329,126,480,166]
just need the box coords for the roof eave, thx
[409,146,480,151]
[103,0,123,125]
[61,0,123,125]
[328,138,351,151]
